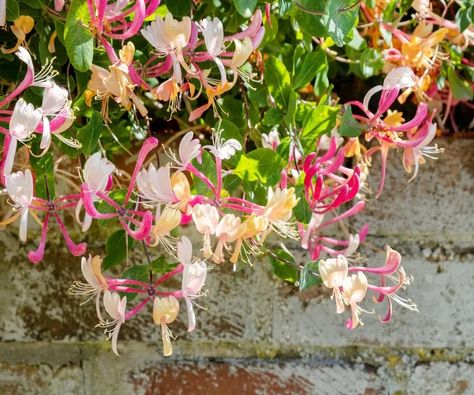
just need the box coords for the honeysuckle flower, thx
[263,187,299,239]
[149,206,181,253]
[173,131,201,169]
[69,255,108,321]
[192,204,219,258]
[3,99,42,177]
[5,169,33,241]
[179,236,207,332]
[141,13,192,83]
[230,215,269,265]
[204,130,242,160]
[153,296,179,356]
[170,171,192,210]
[213,214,242,264]
[137,164,177,205]
[319,255,349,314]
[101,291,127,356]
[199,17,227,83]
[401,122,444,181]
[77,152,115,231]
[2,16,34,54]
[261,130,280,150]
[342,272,368,329]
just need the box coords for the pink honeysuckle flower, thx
[348,246,418,324]
[54,0,66,12]
[213,213,242,264]
[178,236,207,332]
[100,290,127,356]
[81,137,158,240]
[88,0,150,40]
[319,255,348,314]
[2,99,42,180]
[136,164,177,205]
[76,152,115,232]
[4,169,34,241]
[153,296,179,356]
[68,255,109,321]
[192,204,219,258]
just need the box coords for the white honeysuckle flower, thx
[150,206,181,254]
[261,130,280,150]
[141,13,191,54]
[5,169,34,242]
[176,131,201,168]
[137,164,176,204]
[178,236,207,332]
[363,67,417,110]
[9,98,42,141]
[319,256,349,314]
[40,82,72,150]
[231,37,253,70]
[153,296,180,356]
[192,204,219,258]
[102,291,127,356]
[342,272,368,329]
[318,129,343,150]
[213,213,242,264]
[69,255,108,321]
[78,152,115,231]
[204,130,242,160]
[200,17,224,57]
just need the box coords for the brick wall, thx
[0,138,473,395]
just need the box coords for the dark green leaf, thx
[232,0,257,18]
[166,0,192,17]
[265,56,292,107]
[447,68,473,101]
[30,151,55,200]
[293,185,312,224]
[299,260,322,291]
[262,108,283,127]
[338,106,366,137]
[269,248,298,284]
[6,0,20,21]
[294,50,328,90]
[359,48,384,78]
[103,230,135,270]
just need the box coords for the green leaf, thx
[192,149,217,196]
[300,105,339,153]
[269,248,298,284]
[265,57,292,107]
[284,91,298,127]
[447,68,473,101]
[456,3,474,32]
[294,0,326,37]
[338,106,366,137]
[279,0,293,16]
[359,48,384,78]
[64,0,94,72]
[6,0,20,21]
[325,0,360,46]
[120,264,150,301]
[294,50,328,89]
[103,230,135,270]
[150,256,178,275]
[293,185,312,224]
[233,148,285,186]
[30,151,55,200]
[166,0,192,17]
[232,0,257,18]
[262,108,283,127]
[299,260,322,291]
[77,112,103,155]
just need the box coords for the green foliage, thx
[64,0,94,72]
[233,148,286,186]
[77,112,103,155]
[269,247,299,284]
[30,151,55,200]
[265,56,292,107]
[232,0,257,18]
[299,260,322,291]
[300,104,339,153]
[103,230,135,270]
[447,68,473,101]
[339,106,366,137]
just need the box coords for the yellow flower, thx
[2,16,34,54]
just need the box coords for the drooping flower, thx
[192,204,219,258]
[100,291,127,356]
[149,206,181,254]
[153,296,180,356]
[319,256,349,314]
[342,272,368,329]
[263,187,299,238]
[213,214,242,264]
[178,236,207,332]
[137,164,177,205]
[5,169,34,241]
[261,130,280,151]
[204,130,242,160]
[2,16,34,54]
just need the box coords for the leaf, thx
[262,108,283,127]
[300,105,339,153]
[447,68,473,101]
[150,256,178,275]
[359,48,384,78]
[338,106,366,137]
[294,50,328,89]
[166,0,192,17]
[294,0,326,37]
[192,149,217,196]
[6,0,20,21]
[103,230,135,270]
[265,57,292,107]
[233,148,285,186]
[64,0,94,72]
[284,90,298,127]
[279,0,293,16]
[77,112,103,155]
[325,0,360,46]
[456,2,474,32]
[299,260,322,291]
[269,248,299,284]
[232,0,257,18]
[293,185,312,224]
[120,264,150,301]
[30,151,55,200]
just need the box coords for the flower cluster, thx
[0,0,469,356]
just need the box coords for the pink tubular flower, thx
[81,137,158,240]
